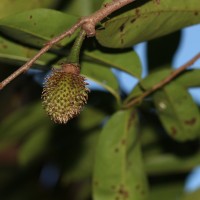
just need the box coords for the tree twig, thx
[123,52,200,109]
[0,0,135,90]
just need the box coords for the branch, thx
[123,52,200,109]
[0,0,135,90]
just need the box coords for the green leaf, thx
[153,83,200,141]
[0,8,78,47]
[0,102,49,150]
[149,182,184,200]
[0,36,56,68]
[63,0,103,16]
[81,61,121,104]
[96,0,200,48]
[85,49,142,78]
[18,124,51,166]
[124,69,200,106]
[181,189,200,200]
[93,109,149,200]
[0,0,58,19]
[145,152,200,175]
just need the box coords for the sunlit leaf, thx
[0,8,78,47]
[93,109,149,200]
[96,0,200,48]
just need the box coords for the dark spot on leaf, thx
[141,190,146,195]
[34,22,37,26]
[171,127,177,135]
[119,23,125,32]
[2,44,8,49]
[94,181,99,186]
[120,38,124,44]
[194,11,199,16]
[135,8,140,17]
[118,186,129,198]
[184,118,196,125]
[130,18,136,23]
[121,139,126,145]
[114,148,119,153]
[135,184,140,190]
[29,15,32,19]
[115,197,119,200]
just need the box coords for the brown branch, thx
[0,0,135,90]
[123,52,200,109]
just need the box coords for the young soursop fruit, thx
[42,64,89,124]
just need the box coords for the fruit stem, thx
[67,30,86,66]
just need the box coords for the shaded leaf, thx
[153,83,200,141]
[81,61,121,104]
[149,182,184,200]
[0,102,49,150]
[0,8,78,47]
[85,49,142,78]
[18,124,51,166]
[145,152,200,175]
[93,109,149,200]
[96,0,200,48]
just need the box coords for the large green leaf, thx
[96,0,200,48]
[81,61,121,104]
[93,109,149,200]
[0,0,58,19]
[0,8,78,48]
[0,36,56,68]
[153,83,200,141]
[85,49,142,78]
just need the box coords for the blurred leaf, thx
[145,152,200,175]
[78,106,106,130]
[0,8,78,47]
[85,49,142,78]
[181,189,200,200]
[147,31,181,70]
[0,0,59,19]
[18,124,51,166]
[153,83,200,141]
[63,0,103,16]
[149,182,184,200]
[0,102,49,150]
[96,0,200,48]
[0,36,56,68]
[81,61,121,104]
[62,130,99,184]
[93,109,149,200]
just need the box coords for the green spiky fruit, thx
[42,64,89,124]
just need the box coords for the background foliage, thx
[0,0,200,199]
